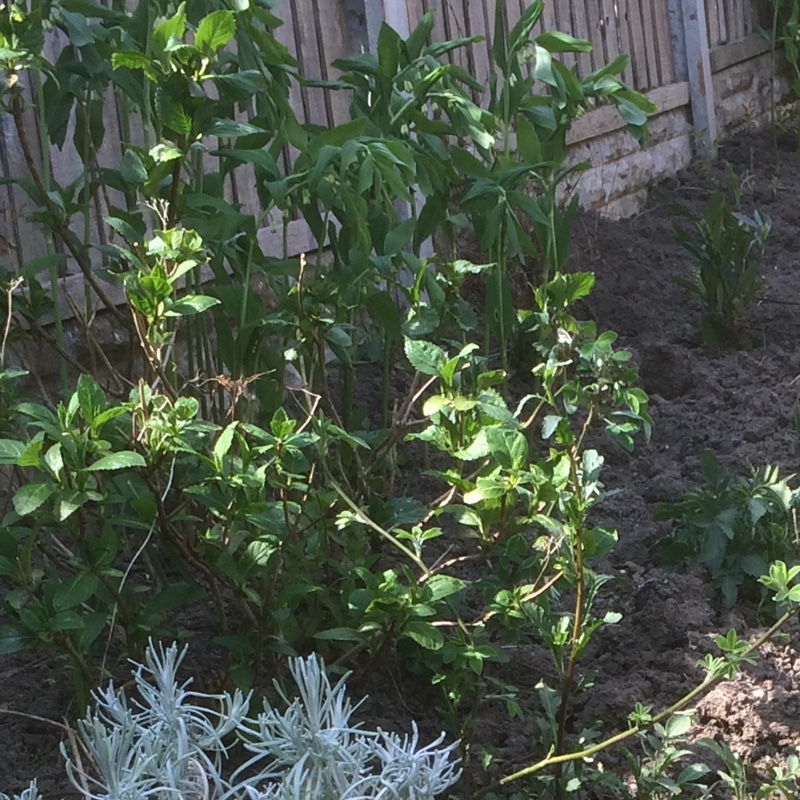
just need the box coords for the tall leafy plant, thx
[455,0,656,369]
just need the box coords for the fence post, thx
[671,0,718,157]
[381,0,411,38]
[356,0,410,50]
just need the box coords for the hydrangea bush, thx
[2,642,460,800]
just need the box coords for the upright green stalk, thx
[32,69,67,392]
[142,3,154,150]
[81,95,95,372]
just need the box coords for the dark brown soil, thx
[3,131,800,797]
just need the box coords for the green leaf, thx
[153,2,187,53]
[13,483,53,516]
[212,147,278,176]
[403,620,444,650]
[404,339,447,377]
[0,625,29,654]
[665,712,693,738]
[144,583,204,616]
[52,610,84,631]
[0,439,25,465]
[121,150,148,184]
[406,12,435,60]
[58,491,90,521]
[384,218,415,255]
[535,31,593,53]
[486,427,528,471]
[21,253,68,278]
[87,451,146,471]
[542,415,561,440]
[205,119,265,138]
[157,91,192,136]
[364,291,402,341]
[402,306,440,337]
[614,96,648,127]
[425,575,465,602]
[167,295,220,316]
[53,573,99,611]
[195,10,236,55]
[112,51,157,81]
[214,422,238,466]
[313,627,363,642]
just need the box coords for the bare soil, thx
[3,131,800,797]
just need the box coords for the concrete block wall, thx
[713,51,792,135]
[566,49,792,220]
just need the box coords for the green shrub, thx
[655,450,800,608]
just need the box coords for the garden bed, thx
[3,129,800,796]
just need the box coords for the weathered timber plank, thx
[640,0,662,88]
[625,0,651,89]
[290,0,329,127]
[653,0,675,84]
[709,32,770,72]
[570,0,596,77]
[615,0,634,84]
[465,0,492,100]
[553,0,577,71]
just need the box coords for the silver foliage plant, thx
[2,641,461,800]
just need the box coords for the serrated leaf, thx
[486,427,527,471]
[404,339,446,377]
[87,451,146,471]
[195,10,236,55]
[13,483,53,516]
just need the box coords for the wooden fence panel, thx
[465,0,494,95]
[653,0,674,86]
[553,0,577,71]
[706,0,764,47]
[706,0,723,47]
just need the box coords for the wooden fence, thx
[705,0,765,47]
[403,0,676,92]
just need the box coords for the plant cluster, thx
[656,450,800,608]
[673,180,771,348]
